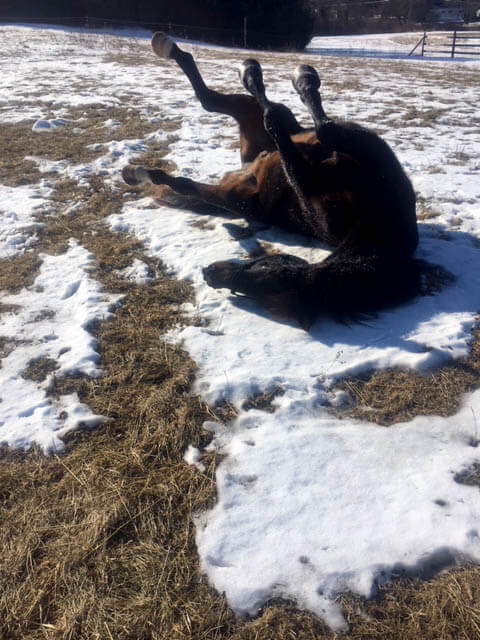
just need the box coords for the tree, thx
[0,0,315,50]
[164,0,315,50]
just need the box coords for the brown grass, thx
[242,386,285,413]
[333,327,480,426]
[2,36,480,640]
[3,278,480,638]
[0,251,42,293]
[0,104,171,188]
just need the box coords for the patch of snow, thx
[104,118,121,128]
[118,258,152,284]
[0,183,53,257]
[0,240,120,451]
[196,399,480,628]
[184,444,206,472]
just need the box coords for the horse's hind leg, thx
[122,165,258,218]
[152,32,242,116]
[152,33,301,163]
[152,32,269,162]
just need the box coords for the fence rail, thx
[410,30,480,58]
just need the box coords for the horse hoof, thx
[293,64,321,92]
[122,165,150,186]
[238,58,263,92]
[122,165,140,186]
[151,32,175,59]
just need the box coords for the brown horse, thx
[123,33,422,328]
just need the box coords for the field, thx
[1,25,480,639]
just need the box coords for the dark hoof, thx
[238,58,265,95]
[122,165,144,186]
[151,32,176,59]
[292,64,321,93]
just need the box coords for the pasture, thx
[1,25,480,639]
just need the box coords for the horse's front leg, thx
[239,59,319,234]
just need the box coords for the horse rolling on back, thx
[123,33,423,329]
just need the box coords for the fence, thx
[409,30,480,58]
[0,14,309,50]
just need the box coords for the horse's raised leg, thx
[292,66,331,127]
[239,59,317,231]
[292,64,418,258]
[151,33,302,163]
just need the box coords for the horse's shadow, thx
[222,219,480,361]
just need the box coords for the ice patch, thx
[32,118,68,132]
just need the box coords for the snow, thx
[183,444,206,472]
[1,24,480,628]
[0,240,119,451]
[0,183,53,258]
[118,258,152,284]
[196,403,480,627]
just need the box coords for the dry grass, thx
[333,327,480,426]
[0,104,171,188]
[2,45,480,640]
[0,251,43,293]
[242,385,285,413]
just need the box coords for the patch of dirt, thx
[455,462,480,487]
[0,337,18,360]
[209,400,239,424]
[0,252,42,293]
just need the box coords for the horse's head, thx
[203,253,317,328]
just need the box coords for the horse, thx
[122,33,423,328]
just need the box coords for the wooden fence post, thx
[451,30,457,58]
[408,31,427,57]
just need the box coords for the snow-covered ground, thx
[1,25,480,628]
